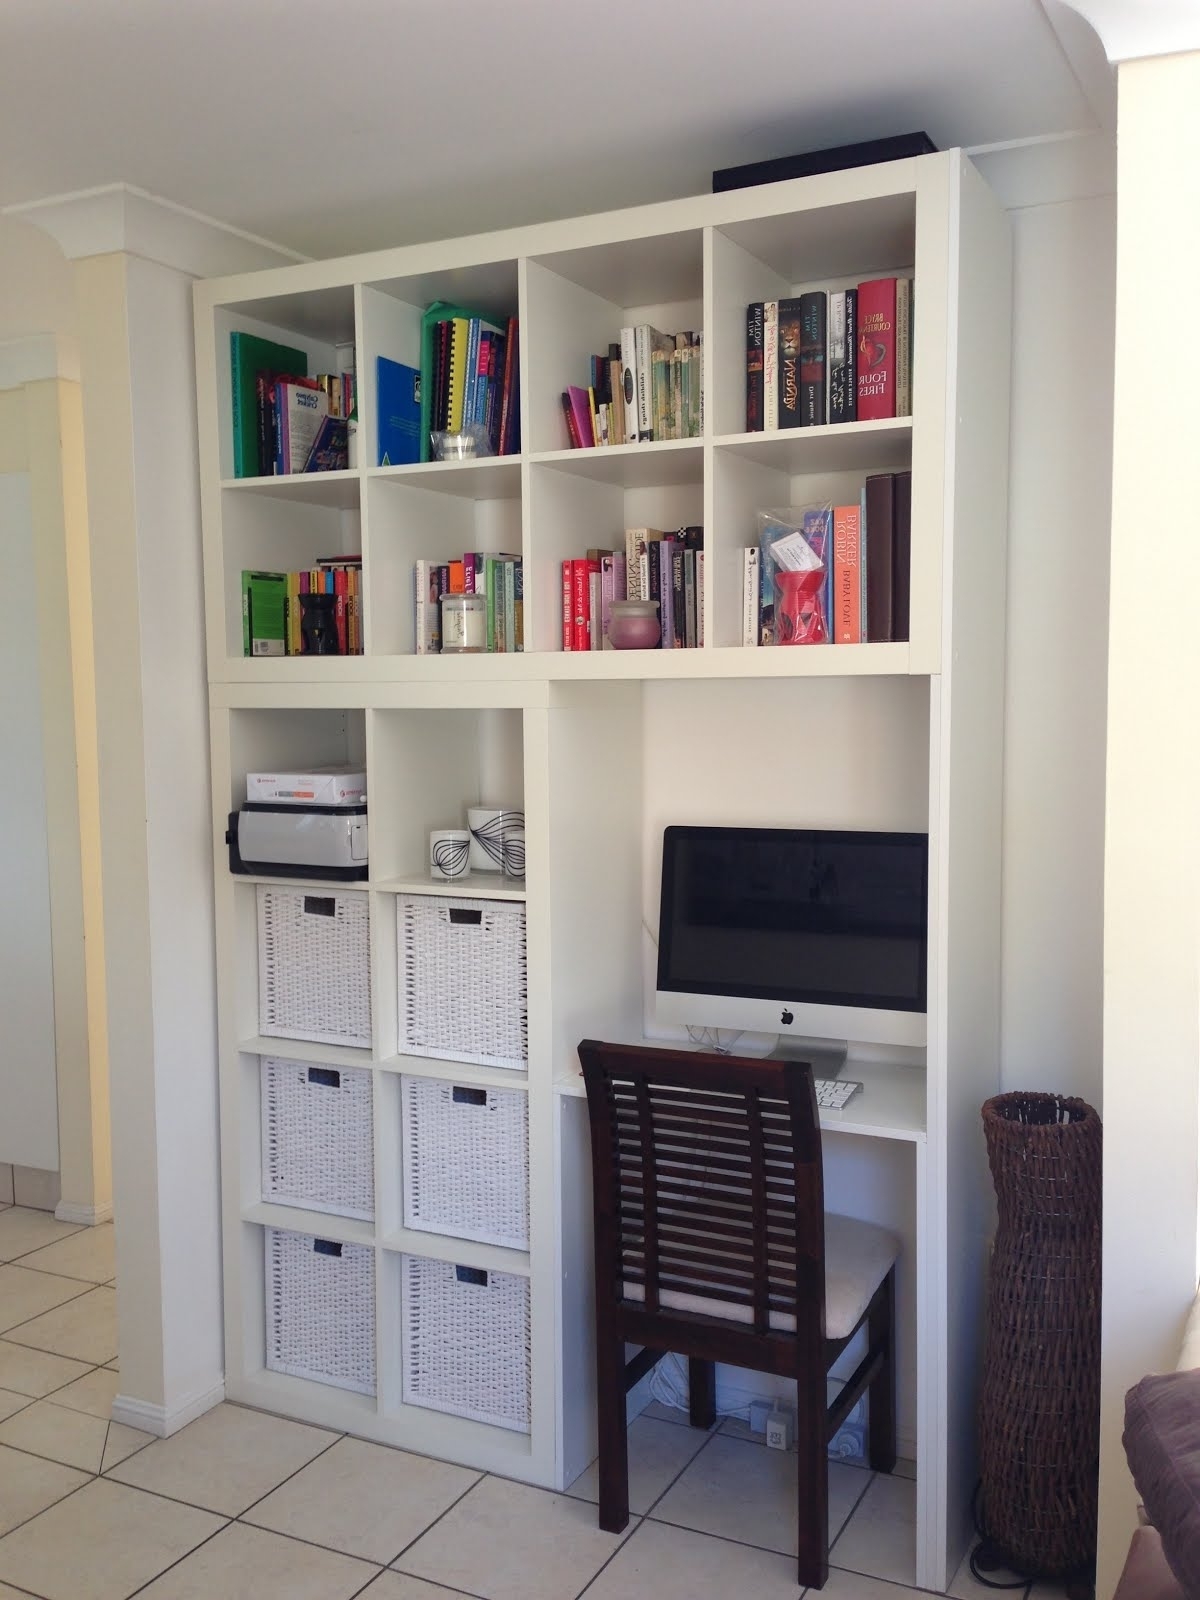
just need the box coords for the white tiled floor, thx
[0,1202,1069,1600]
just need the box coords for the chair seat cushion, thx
[622,1211,899,1341]
[1124,1369,1200,1597]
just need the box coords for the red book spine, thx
[561,391,582,449]
[571,558,598,651]
[334,568,348,655]
[561,561,574,650]
[856,278,897,420]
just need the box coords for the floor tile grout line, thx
[826,1461,879,1554]
[4,1262,112,1285]
[382,1468,490,1570]
[0,1435,106,1476]
[0,1471,96,1545]
[109,1427,347,1523]
[637,1419,723,1521]
[0,1281,111,1345]
[120,1517,233,1600]
[569,1513,646,1600]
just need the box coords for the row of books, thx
[745,472,911,647]
[562,328,703,449]
[746,277,912,432]
[563,527,705,650]
[230,332,356,478]
[414,554,523,654]
[418,303,520,460]
[241,562,364,657]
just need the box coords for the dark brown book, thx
[892,471,911,642]
[864,473,896,642]
[777,299,803,429]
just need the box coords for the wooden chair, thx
[578,1038,899,1589]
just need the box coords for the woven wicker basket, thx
[977,1092,1102,1583]
[265,1227,376,1396]
[257,886,371,1048]
[402,1076,529,1250]
[402,1255,530,1432]
[396,894,527,1070]
[261,1057,374,1221]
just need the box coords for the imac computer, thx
[655,824,928,1070]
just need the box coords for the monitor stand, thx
[771,1035,849,1079]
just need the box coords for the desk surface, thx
[553,1056,927,1143]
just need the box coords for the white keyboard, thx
[813,1076,863,1112]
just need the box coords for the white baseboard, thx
[111,1379,225,1438]
[55,1200,114,1226]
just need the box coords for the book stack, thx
[743,473,910,646]
[241,560,364,657]
[745,277,912,431]
[414,554,523,655]
[561,327,702,448]
[562,527,704,649]
[418,303,520,461]
[230,333,356,477]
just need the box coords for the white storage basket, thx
[257,886,371,1048]
[265,1227,375,1395]
[402,1076,528,1250]
[397,895,526,1070]
[261,1057,374,1221]
[402,1255,530,1432]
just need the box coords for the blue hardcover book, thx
[376,356,422,466]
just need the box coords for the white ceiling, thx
[1,0,1113,260]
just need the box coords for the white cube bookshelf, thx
[199,150,1011,1590]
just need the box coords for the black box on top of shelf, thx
[713,133,937,193]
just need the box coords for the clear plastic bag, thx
[757,504,833,645]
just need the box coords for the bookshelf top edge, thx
[193,151,961,311]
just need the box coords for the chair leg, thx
[795,1369,829,1590]
[867,1270,897,1474]
[688,1358,716,1429]
[595,1331,630,1533]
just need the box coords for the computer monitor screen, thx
[656,825,928,1048]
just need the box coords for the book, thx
[599,552,626,648]
[230,332,305,478]
[801,506,833,639]
[763,301,778,430]
[843,290,858,423]
[619,327,639,442]
[589,566,602,651]
[895,278,912,418]
[302,413,349,473]
[561,561,574,650]
[798,291,827,426]
[514,559,524,652]
[634,326,674,440]
[504,560,518,653]
[746,303,765,432]
[376,357,421,466]
[498,316,519,455]
[418,301,497,462]
[560,391,583,449]
[571,558,599,651]
[414,560,440,654]
[275,378,327,474]
[743,546,761,646]
[624,528,664,602]
[832,504,862,643]
[857,278,899,420]
[241,570,287,657]
[565,386,594,449]
[777,299,806,429]
[892,470,912,642]
[864,472,897,640]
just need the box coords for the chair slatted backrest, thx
[578,1041,826,1340]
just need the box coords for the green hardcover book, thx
[229,332,306,477]
[241,570,288,657]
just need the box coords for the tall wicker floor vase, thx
[976,1093,1102,1596]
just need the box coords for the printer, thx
[228,766,368,881]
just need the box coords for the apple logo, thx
[780,1009,794,1025]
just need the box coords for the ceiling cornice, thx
[1,184,306,278]
[1057,0,1200,62]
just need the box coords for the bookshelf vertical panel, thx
[707,227,791,439]
[523,260,623,456]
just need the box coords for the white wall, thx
[0,218,75,343]
[0,469,58,1172]
[999,189,1115,1108]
